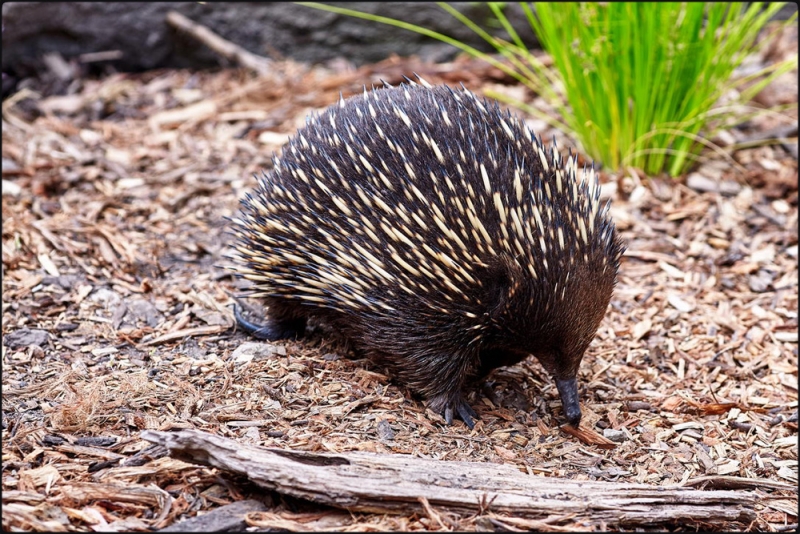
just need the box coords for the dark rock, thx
[42,434,66,446]
[75,436,118,447]
[4,328,50,348]
[157,499,269,532]
[125,298,162,328]
[377,419,395,442]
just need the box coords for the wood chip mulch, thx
[2,31,798,532]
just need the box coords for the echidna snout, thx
[230,78,625,429]
[556,378,582,427]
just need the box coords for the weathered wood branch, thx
[142,429,759,527]
[165,11,275,76]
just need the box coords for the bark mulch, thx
[2,25,797,533]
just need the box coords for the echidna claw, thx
[444,406,454,425]
[442,398,478,429]
[457,402,478,429]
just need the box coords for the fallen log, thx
[142,428,758,528]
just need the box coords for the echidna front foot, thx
[233,304,306,340]
[430,393,478,429]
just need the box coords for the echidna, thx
[230,78,625,429]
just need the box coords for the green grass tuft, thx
[299,2,797,177]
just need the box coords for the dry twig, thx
[165,11,277,77]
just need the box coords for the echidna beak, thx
[555,377,582,428]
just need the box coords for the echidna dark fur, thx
[230,77,625,429]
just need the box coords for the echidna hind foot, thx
[233,303,306,341]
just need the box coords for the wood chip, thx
[560,425,617,449]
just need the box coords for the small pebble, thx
[686,173,742,196]
[232,341,286,363]
[603,428,627,443]
[377,419,395,442]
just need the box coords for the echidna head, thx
[480,228,622,426]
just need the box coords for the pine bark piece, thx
[141,429,757,527]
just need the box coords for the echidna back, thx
[236,84,617,317]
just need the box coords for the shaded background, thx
[2,3,537,79]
